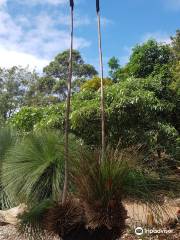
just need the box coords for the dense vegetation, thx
[1,31,178,177]
[0,27,180,240]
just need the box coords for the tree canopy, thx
[42,50,97,100]
[1,31,180,176]
[0,67,37,124]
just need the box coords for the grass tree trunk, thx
[96,0,105,160]
[62,0,74,204]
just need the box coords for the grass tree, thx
[2,131,79,206]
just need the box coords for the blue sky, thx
[0,0,179,74]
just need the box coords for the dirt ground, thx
[0,225,58,240]
[0,199,179,240]
[0,224,179,240]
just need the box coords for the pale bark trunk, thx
[97,9,105,161]
[62,5,73,204]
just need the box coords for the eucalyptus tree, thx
[42,50,97,101]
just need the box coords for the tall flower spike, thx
[96,0,100,13]
[96,0,105,161]
[62,0,74,204]
[70,0,74,9]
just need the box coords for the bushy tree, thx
[108,40,173,82]
[127,40,173,78]
[108,57,120,81]
[171,29,180,60]
[2,51,98,109]
[171,30,180,105]
[42,50,97,100]
[108,57,129,82]
[0,67,37,122]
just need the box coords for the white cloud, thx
[15,13,90,58]
[164,0,180,10]
[16,0,67,5]
[0,0,7,6]
[0,46,49,71]
[56,13,91,27]
[0,0,91,71]
[141,32,171,44]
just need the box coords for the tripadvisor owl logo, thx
[135,227,144,236]
[135,226,173,236]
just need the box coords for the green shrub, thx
[9,107,43,132]
[81,76,112,91]
[9,77,179,159]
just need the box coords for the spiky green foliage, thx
[73,149,127,205]
[72,148,128,232]
[0,127,17,161]
[73,148,180,228]
[0,127,18,209]
[123,170,180,202]
[2,131,79,206]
